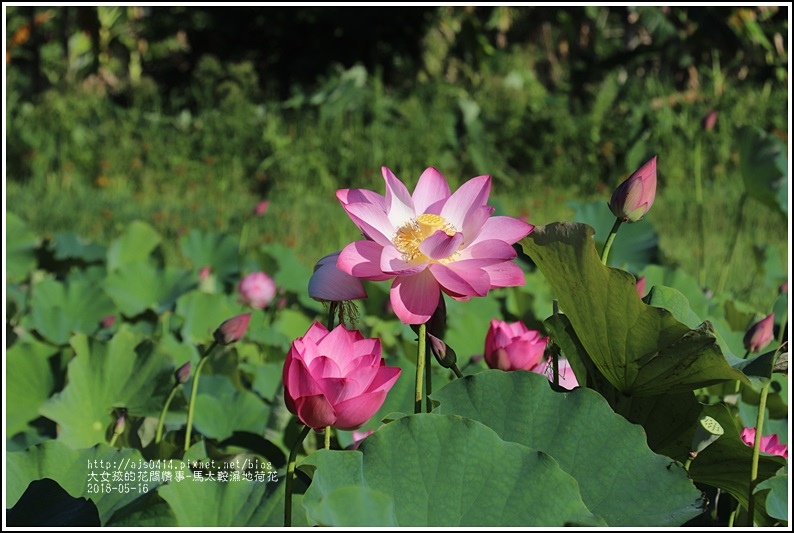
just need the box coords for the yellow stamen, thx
[393,213,458,262]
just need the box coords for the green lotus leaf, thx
[299,414,604,527]
[39,328,174,448]
[520,222,750,395]
[431,370,705,526]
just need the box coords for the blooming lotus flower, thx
[743,313,775,353]
[308,251,367,302]
[608,156,657,223]
[533,357,579,390]
[238,271,277,309]
[283,322,401,430]
[337,167,534,324]
[740,427,788,459]
[484,319,548,372]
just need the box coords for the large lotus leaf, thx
[50,231,106,263]
[688,403,787,526]
[25,277,116,345]
[192,375,270,441]
[568,199,659,271]
[174,290,250,344]
[300,415,604,527]
[544,312,703,459]
[39,328,175,448]
[738,125,787,216]
[179,228,241,280]
[7,211,40,282]
[505,269,558,327]
[106,220,162,271]
[6,338,58,436]
[520,222,750,395]
[431,370,705,526]
[305,485,397,526]
[157,462,295,526]
[105,494,176,527]
[104,262,194,317]
[6,440,159,525]
[754,473,788,522]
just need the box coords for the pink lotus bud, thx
[253,200,269,216]
[484,319,549,372]
[636,276,647,298]
[174,361,191,384]
[308,252,367,302]
[100,315,116,329]
[701,110,718,132]
[427,333,457,369]
[743,314,775,353]
[114,412,126,435]
[283,323,401,431]
[214,312,252,345]
[238,272,277,309]
[199,266,212,281]
[608,156,657,223]
[532,356,579,390]
[779,281,788,295]
[740,427,788,458]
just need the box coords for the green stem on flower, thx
[450,363,463,379]
[600,218,623,266]
[728,504,738,527]
[746,380,771,526]
[285,424,312,527]
[694,135,706,288]
[324,427,331,450]
[155,384,181,444]
[716,193,748,296]
[425,343,432,413]
[184,340,219,452]
[415,322,427,414]
[109,432,120,448]
[326,302,337,332]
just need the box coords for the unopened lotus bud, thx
[175,361,191,384]
[114,412,127,436]
[427,333,457,369]
[608,156,657,223]
[743,314,775,354]
[213,313,252,345]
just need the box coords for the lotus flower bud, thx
[484,319,548,372]
[174,361,191,384]
[743,313,775,354]
[283,323,401,431]
[253,200,269,216]
[701,110,718,132]
[427,333,457,369]
[608,156,657,223]
[214,313,252,345]
[114,412,126,436]
[636,276,647,298]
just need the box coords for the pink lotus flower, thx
[347,429,375,450]
[701,110,718,132]
[283,323,402,431]
[740,427,788,459]
[238,272,277,309]
[484,319,549,372]
[743,313,775,353]
[337,167,534,324]
[308,251,367,302]
[533,357,579,390]
[253,200,270,216]
[608,156,657,223]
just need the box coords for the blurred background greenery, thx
[4,5,789,309]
